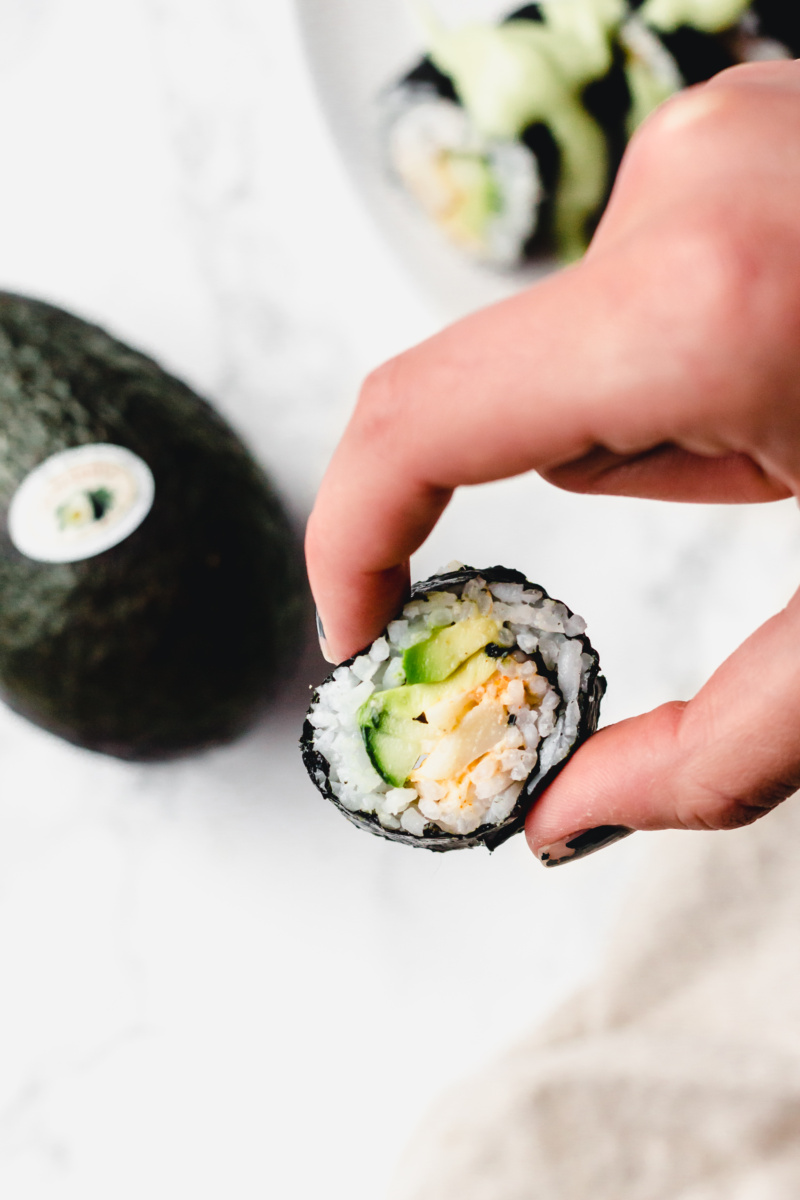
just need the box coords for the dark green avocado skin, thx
[0,293,305,759]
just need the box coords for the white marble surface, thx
[0,3,799,1198]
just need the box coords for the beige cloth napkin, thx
[389,799,800,1200]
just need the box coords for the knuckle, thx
[638,78,747,155]
[678,222,758,338]
[674,706,799,832]
[672,219,800,434]
[352,358,404,451]
[678,783,794,833]
[699,802,771,832]
[657,217,767,415]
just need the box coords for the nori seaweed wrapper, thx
[399,56,459,103]
[301,566,606,852]
[751,1,800,56]
[658,26,738,86]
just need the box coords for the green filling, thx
[361,649,498,787]
[362,719,426,790]
[447,152,503,244]
[403,615,500,684]
[638,0,749,34]
[622,34,681,136]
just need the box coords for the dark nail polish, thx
[316,609,334,664]
[539,825,633,868]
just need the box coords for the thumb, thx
[525,590,800,866]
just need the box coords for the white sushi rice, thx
[309,571,597,840]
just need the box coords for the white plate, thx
[296,0,554,320]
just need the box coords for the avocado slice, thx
[361,650,498,786]
[402,616,501,684]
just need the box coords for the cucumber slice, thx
[360,650,499,786]
[363,714,427,789]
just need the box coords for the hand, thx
[305,61,800,858]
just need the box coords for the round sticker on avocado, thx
[8,444,155,563]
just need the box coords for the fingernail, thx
[316,609,334,664]
[538,825,633,868]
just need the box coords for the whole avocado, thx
[0,293,305,759]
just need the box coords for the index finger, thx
[306,233,786,663]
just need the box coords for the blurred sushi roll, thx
[385,70,544,267]
[628,0,795,83]
[301,565,605,852]
[383,3,628,264]
[382,1,796,270]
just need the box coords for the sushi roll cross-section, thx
[302,566,605,851]
[383,0,797,269]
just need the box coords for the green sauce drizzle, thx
[638,0,749,34]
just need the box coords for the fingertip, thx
[310,562,412,666]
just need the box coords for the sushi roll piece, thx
[383,54,543,267]
[301,565,605,852]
